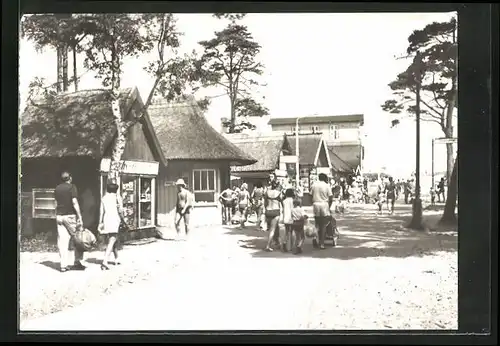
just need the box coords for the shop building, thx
[148,97,256,229]
[20,87,167,240]
[224,133,294,191]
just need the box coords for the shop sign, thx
[274,169,288,177]
[100,158,159,176]
[316,167,330,175]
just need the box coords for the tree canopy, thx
[381,17,457,180]
[197,16,268,133]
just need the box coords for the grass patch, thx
[20,233,58,253]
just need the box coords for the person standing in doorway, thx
[310,173,334,250]
[437,177,446,203]
[175,178,193,239]
[98,182,128,270]
[55,171,85,272]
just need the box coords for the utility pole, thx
[408,51,424,230]
[431,138,435,192]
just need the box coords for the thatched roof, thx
[148,98,257,166]
[327,144,362,171]
[287,133,327,166]
[268,114,364,126]
[21,88,136,159]
[224,133,291,172]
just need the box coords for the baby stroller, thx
[325,215,340,247]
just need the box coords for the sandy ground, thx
[19,203,457,331]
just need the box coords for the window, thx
[329,125,339,139]
[311,126,320,134]
[291,126,301,133]
[32,189,56,219]
[193,169,217,203]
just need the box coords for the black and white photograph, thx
[18,11,459,331]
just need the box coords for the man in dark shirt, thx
[437,177,446,203]
[55,171,85,272]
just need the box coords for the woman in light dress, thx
[98,182,127,270]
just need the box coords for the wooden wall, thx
[20,156,101,233]
[121,122,156,162]
[317,144,330,168]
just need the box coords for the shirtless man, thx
[310,173,334,249]
[175,178,193,238]
[219,185,234,225]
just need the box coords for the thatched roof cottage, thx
[148,97,257,228]
[224,132,294,189]
[20,87,166,239]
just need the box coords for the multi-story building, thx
[268,114,365,174]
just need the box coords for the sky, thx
[19,12,457,177]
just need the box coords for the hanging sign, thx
[100,158,159,176]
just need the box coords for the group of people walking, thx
[221,173,338,254]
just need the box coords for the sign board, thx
[316,167,330,175]
[434,137,457,145]
[274,169,288,178]
[280,155,298,164]
[100,158,159,176]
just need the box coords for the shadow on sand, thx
[222,205,457,260]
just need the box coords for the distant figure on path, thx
[54,171,85,272]
[175,179,194,238]
[310,173,333,250]
[98,182,128,270]
[430,186,436,205]
[437,177,446,203]
[251,182,265,231]
[385,176,397,215]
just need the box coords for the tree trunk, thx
[446,142,454,182]
[56,45,63,92]
[229,94,236,133]
[73,45,78,91]
[109,92,126,185]
[439,154,458,225]
[108,37,125,186]
[62,43,69,91]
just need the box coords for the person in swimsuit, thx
[219,185,234,225]
[238,183,251,228]
[251,182,265,231]
[175,178,193,238]
[264,180,284,252]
